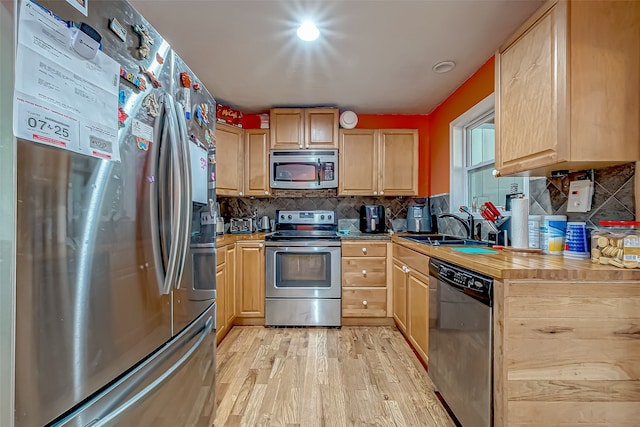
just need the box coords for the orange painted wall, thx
[428,56,495,195]
[355,115,429,195]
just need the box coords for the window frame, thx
[449,94,528,217]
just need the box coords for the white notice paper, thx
[14,0,120,161]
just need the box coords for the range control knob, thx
[280,214,285,220]
[328,215,332,220]
[320,215,325,220]
[474,280,483,289]
[288,215,292,220]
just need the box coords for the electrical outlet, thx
[200,212,215,225]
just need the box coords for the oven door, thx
[265,242,341,299]
[269,150,338,189]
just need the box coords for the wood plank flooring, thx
[214,326,455,427]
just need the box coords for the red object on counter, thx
[484,201,502,219]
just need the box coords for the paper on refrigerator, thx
[13,0,121,161]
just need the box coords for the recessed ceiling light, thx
[432,60,456,73]
[297,21,320,41]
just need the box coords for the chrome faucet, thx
[438,207,475,239]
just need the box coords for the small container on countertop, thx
[590,221,640,268]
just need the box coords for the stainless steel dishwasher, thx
[428,258,493,427]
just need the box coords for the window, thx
[450,94,527,214]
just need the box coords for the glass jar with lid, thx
[591,221,640,268]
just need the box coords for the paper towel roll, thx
[510,198,529,249]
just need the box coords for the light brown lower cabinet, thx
[341,241,390,320]
[215,246,227,344]
[392,243,430,365]
[236,241,265,318]
[407,269,429,363]
[493,279,640,426]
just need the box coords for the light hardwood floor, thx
[214,326,455,427]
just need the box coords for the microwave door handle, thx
[317,158,321,186]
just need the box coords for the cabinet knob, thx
[258,243,264,248]
[362,300,368,306]
[373,191,378,195]
[380,191,384,195]
[239,191,244,196]
[264,191,269,195]
[361,247,367,253]
[299,144,303,148]
[361,269,367,276]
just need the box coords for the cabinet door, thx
[496,3,563,175]
[392,260,407,333]
[216,123,244,196]
[338,129,377,195]
[236,241,265,317]
[270,108,303,149]
[244,129,270,197]
[215,263,226,344]
[304,108,338,149]
[379,129,418,196]
[408,269,429,363]
[225,244,236,326]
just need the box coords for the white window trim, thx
[449,93,528,217]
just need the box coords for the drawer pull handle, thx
[361,247,367,253]
[258,243,264,248]
[362,300,368,306]
[362,269,367,276]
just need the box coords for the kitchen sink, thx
[400,235,490,246]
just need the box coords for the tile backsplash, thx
[219,162,636,238]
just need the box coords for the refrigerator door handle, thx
[157,95,184,295]
[173,101,192,290]
[88,316,213,426]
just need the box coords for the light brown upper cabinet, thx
[216,123,244,196]
[217,125,271,197]
[495,0,640,177]
[244,129,270,197]
[270,108,339,149]
[339,129,418,196]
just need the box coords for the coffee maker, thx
[359,205,385,233]
[406,205,432,233]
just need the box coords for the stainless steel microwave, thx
[270,150,338,189]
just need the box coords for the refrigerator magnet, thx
[118,108,128,128]
[193,83,200,91]
[147,175,155,183]
[179,72,191,88]
[119,90,126,104]
[132,24,154,59]
[109,18,127,42]
[139,66,161,88]
[155,52,164,64]
[142,93,159,117]
[205,129,211,144]
[120,66,146,91]
[136,137,150,151]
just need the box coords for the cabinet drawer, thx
[342,241,387,257]
[342,258,386,287]
[393,244,429,276]
[342,288,387,317]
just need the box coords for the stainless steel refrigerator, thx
[12,0,218,425]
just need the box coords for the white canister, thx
[541,215,567,255]
[528,215,542,249]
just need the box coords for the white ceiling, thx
[130,0,543,115]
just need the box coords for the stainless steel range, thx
[265,210,342,327]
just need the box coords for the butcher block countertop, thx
[392,234,640,281]
[215,232,268,246]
